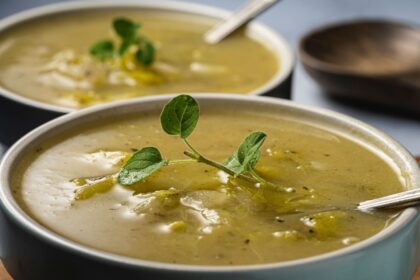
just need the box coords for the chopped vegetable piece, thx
[73,175,116,200]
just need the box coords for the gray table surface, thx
[0,0,419,157]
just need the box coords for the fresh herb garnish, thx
[89,17,156,66]
[225,131,266,175]
[89,40,115,60]
[135,41,155,66]
[113,18,140,40]
[160,94,199,139]
[118,95,288,192]
[118,147,167,185]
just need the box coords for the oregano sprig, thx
[90,17,156,66]
[118,95,289,192]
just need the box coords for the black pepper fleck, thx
[276,217,285,223]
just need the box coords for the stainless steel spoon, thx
[357,188,420,211]
[275,191,419,218]
[204,0,280,44]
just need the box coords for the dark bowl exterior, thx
[263,72,292,99]
[0,95,62,147]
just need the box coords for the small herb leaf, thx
[224,153,243,174]
[113,18,140,40]
[89,40,115,60]
[90,18,156,66]
[225,132,266,175]
[118,38,134,56]
[160,95,200,139]
[135,40,155,66]
[238,131,266,168]
[118,147,167,185]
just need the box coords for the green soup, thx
[13,107,404,265]
[0,9,279,108]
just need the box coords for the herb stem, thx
[183,139,201,157]
[167,159,197,165]
[184,151,233,175]
[249,168,269,186]
[183,151,258,185]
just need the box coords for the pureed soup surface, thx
[0,9,278,108]
[13,108,403,265]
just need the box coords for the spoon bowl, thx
[300,20,420,114]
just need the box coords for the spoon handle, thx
[204,0,280,44]
[358,188,420,210]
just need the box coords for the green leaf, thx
[224,132,266,175]
[160,95,200,139]
[118,38,134,55]
[224,153,243,174]
[118,147,167,185]
[89,18,156,66]
[113,18,140,40]
[135,40,155,66]
[237,132,266,167]
[89,40,115,60]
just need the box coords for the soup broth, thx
[13,107,404,265]
[0,9,279,108]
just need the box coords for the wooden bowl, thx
[299,20,420,115]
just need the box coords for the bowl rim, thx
[0,0,294,114]
[1,93,419,272]
[299,19,420,78]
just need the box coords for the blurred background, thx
[1,0,419,156]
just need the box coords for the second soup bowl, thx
[0,0,294,145]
